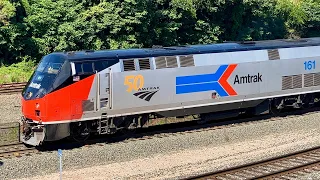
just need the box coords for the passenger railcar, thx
[20,38,320,146]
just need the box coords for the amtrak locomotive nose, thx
[20,51,118,146]
[21,54,71,145]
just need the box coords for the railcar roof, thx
[51,37,320,61]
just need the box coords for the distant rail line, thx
[187,146,320,180]
[0,142,38,159]
[0,82,26,95]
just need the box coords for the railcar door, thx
[98,69,112,110]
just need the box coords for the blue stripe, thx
[176,65,228,85]
[176,82,228,96]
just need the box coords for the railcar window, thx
[94,61,109,71]
[45,63,62,74]
[34,75,44,82]
[23,55,66,100]
[36,63,47,72]
[83,62,93,73]
[75,63,82,73]
[75,60,118,74]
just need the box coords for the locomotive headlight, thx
[26,92,32,99]
[35,103,40,109]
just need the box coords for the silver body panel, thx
[77,46,320,120]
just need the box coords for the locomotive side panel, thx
[107,55,320,117]
[108,62,270,116]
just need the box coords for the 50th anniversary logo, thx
[124,75,159,102]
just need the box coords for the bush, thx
[0,58,36,84]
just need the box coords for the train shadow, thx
[35,106,320,152]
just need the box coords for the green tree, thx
[0,0,33,65]
[25,0,84,55]
[0,0,319,68]
[76,0,145,50]
[301,0,320,37]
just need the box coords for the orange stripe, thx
[219,64,238,96]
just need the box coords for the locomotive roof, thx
[52,37,320,61]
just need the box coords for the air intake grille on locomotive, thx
[268,49,280,60]
[138,58,151,70]
[123,59,136,71]
[179,55,195,67]
[166,56,178,68]
[155,56,178,69]
[282,74,302,90]
[304,73,320,87]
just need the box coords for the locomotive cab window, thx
[74,60,118,75]
[94,61,109,71]
[74,62,94,75]
[22,54,69,100]
[83,62,94,73]
[93,60,118,72]
[74,63,82,74]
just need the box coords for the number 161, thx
[304,61,316,70]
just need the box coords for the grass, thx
[0,60,36,84]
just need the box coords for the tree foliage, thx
[0,0,319,65]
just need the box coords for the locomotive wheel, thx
[70,122,90,143]
[119,127,136,138]
[270,98,283,116]
[119,119,137,138]
[301,94,315,109]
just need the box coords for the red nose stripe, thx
[22,75,95,123]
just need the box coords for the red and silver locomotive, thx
[21,38,320,146]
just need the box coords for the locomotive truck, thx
[20,37,320,146]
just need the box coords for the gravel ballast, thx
[1,111,320,180]
[20,131,320,180]
[0,94,22,124]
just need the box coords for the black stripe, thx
[133,91,149,97]
[144,91,158,101]
[138,91,153,99]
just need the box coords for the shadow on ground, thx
[34,106,320,152]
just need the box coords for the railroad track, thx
[44,106,320,157]
[0,106,319,162]
[0,143,38,159]
[0,123,38,159]
[187,146,320,180]
[0,82,26,95]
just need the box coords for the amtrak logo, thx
[175,64,238,97]
[124,75,160,102]
[133,87,159,102]
[234,73,262,84]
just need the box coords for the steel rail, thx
[0,82,26,94]
[185,146,320,180]
[0,143,38,159]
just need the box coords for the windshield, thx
[22,54,68,100]
[37,61,62,74]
